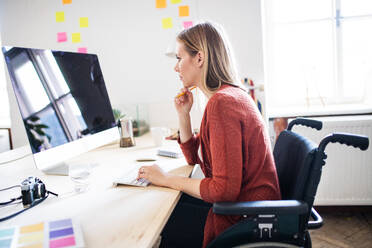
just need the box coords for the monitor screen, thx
[2,47,119,174]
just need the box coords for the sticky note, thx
[156,0,166,8]
[77,47,87,53]
[56,12,65,22]
[179,6,189,17]
[57,32,67,42]
[20,223,44,234]
[79,17,88,28]
[162,17,173,29]
[71,33,81,43]
[62,0,72,4]
[171,0,181,3]
[183,21,193,29]
[50,236,76,248]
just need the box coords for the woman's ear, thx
[196,51,204,67]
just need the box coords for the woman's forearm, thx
[178,113,193,143]
[167,174,202,199]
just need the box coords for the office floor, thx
[310,206,372,248]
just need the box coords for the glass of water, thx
[69,164,92,193]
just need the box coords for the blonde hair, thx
[176,21,242,93]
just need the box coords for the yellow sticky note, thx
[20,223,44,234]
[56,12,65,22]
[72,33,81,43]
[179,5,189,17]
[156,0,166,8]
[171,0,181,3]
[62,0,72,4]
[80,17,89,27]
[162,17,173,29]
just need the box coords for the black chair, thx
[207,118,369,248]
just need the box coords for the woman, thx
[138,22,281,248]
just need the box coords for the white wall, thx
[0,0,264,148]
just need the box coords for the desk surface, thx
[0,132,193,248]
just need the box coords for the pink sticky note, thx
[183,21,193,29]
[50,236,76,248]
[77,47,87,53]
[57,32,67,42]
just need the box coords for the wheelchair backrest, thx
[273,130,317,201]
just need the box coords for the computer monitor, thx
[2,47,119,175]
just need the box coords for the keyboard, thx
[113,163,150,187]
[113,160,181,187]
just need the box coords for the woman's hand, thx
[137,164,170,187]
[174,87,194,116]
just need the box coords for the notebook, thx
[157,146,183,158]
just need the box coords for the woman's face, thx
[174,41,202,88]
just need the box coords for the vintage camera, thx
[21,177,46,207]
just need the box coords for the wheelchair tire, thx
[304,231,312,248]
[234,242,301,248]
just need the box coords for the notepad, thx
[157,146,183,158]
[0,218,84,248]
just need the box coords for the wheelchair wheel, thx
[304,231,312,248]
[235,242,301,248]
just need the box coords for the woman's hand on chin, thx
[174,87,194,115]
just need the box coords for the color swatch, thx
[171,0,182,3]
[62,0,72,4]
[0,218,84,248]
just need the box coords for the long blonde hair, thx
[176,21,242,93]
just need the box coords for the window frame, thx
[262,0,372,117]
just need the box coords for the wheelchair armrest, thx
[308,207,323,229]
[213,200,308,216]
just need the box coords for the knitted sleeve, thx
[178,134,200,165]
[200,96,243,203]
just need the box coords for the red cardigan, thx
[179,84,281,247]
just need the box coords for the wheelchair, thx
[207,118,369,248]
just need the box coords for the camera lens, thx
[21,184,32,206]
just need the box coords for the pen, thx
[175,86,197,98]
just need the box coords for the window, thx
[262,0,372,116]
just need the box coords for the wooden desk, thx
[0,133,193,248]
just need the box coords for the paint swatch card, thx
[0,218,84,248]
